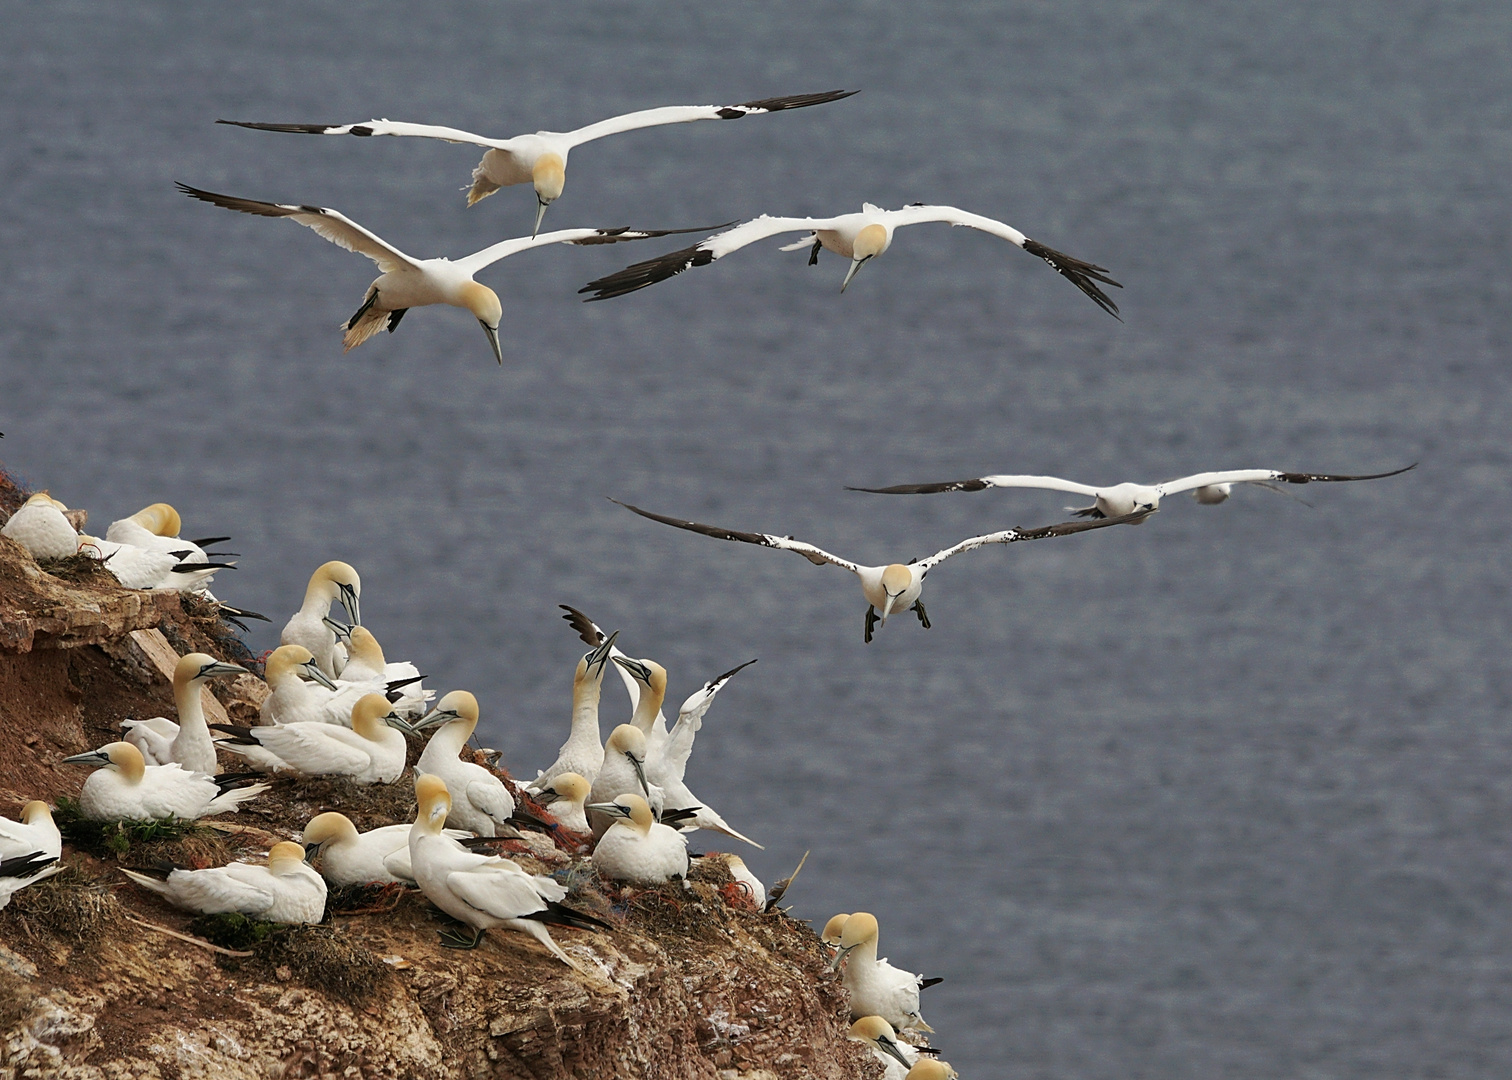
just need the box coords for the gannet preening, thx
[589,794,690,886]
[581,203,1121,315]
[617,657,765,848]
[530,773,592,834]
[613,499,1146,642]
[0,851,63,910]
[213,694,409,782]
[587,725,661,837]
[411,692,515,836]
[219,91,856,234]
[301,811,468,886]
[408,775,608,959]
[258,644,342,725]
[848,1016,925,1079]
[120,653,247,774]
[850,463,1418,517]
[0,801,61,864]
[822,912,852,948]
[62,742,270,821]
[328,626,432,719]
[708,853,767,909]
[833,912,935,1034]
[527,631,619,791]
[2,493,79,560]
[281,561,362,677]
[120,841,326,924]
[178,183,712,363]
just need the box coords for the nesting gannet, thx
[408,775,607,959]
[833,912,934,1034]
[120,653,247,774]
[822,912,852,948]
[2,493,79,560]
[582,203,1121,315]
[179,183,711,363]
[219,91,855,233]
[328,625,432,719]
[587,725,662,837]
[530,772,592,833]
[62,742,269,821]
[301,811,468,886]
[847,1016,925,1079]
[281,561,361,678]
[411,692,515,836]
[527,631,619,791]
[850,463,1417,518]
[618,657,764,848]
[613,499,1145,642]
[104,503,230,594]
[259,644,342,725]
[0,852,63,910]
[213,693,409,782]
[708,853,767,909]
[0,801,62,864]
[120,840,326,924]
[589,794,690,886]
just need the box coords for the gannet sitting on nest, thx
[530,772,592,834]
[527,631,618,791]
[302,811,468,886]
[587,725,662,837]
[120,653,247,774]
[408,775,608,960]
[904,1059,957,1079]
[105,503,230,595]
[706,853,766,909]
[214,693,408,783]
[411,691,515,836]
[0,801,61,864]
[258,645,341,725]
[588,794,690,885]
[832,912,938,1034]
[847,1016,928,1079]
[2,493,79,559]
[120,840,326,924]
[281,561,361,678]
[62,742,269,821]
[0,852,63,910]
[325,626,432,720]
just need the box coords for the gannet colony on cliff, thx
[0,85,1416,1078]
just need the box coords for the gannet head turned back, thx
[267,840,311,875]
[603,724,651,798]
[301,810,361,859]
[414,773,452,834]
[832,910,881,969]
[822,912,852,946]
[20,801,55,828]
[847,1016,913,1070]
[841,222,889,292]
[457,281,504,363]
[62,741,146,783]
[263,644,340,692]
[530,153,567,236]
[129,502,183,538]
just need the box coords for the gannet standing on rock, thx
[412,691,515,836]
[2,493,79,559]
[833,912,936,1034]
[120,653,247,774]
[120,841,326,924]
[62,742,270,821]
[589,794,690,886]
[213,694,409,782]
[530,772,592,833]
[0,801,62,864]
[259,645,341,725]
[281,561,361,678]
[528,632,618,790]
[408,775,607,959]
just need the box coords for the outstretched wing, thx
[217,118,516,150]
[849,473,1104,497]
[1156,463,1417,496]
[676,659,758,730]
[176,183,422,273]
[454,222,732,275]
[885,204,1122,317]
[579,215,842,300]
[611,499,862,573]
[915,510,1152,572]
[555,91,857,148]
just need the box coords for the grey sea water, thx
[3,2,1510,1075]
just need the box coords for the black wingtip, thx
[1022,238,1123,319]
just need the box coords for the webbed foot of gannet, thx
[346,289,379,330]
[864,606,878,644]
[912,601,931,629]
[808,238,822,266]
[437,926,485,950]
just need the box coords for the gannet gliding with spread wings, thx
[218,91,856,234]
[612,499,1146,642]
[177,182,713,363]
[580,203,1122,316]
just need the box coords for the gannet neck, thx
[531,153,566,203]
[267,841,309,876]
[106,742,147,784]
[302,811,360,852]
[569,658,604,736]
[414,774,451,835]
[130,503,182,538]
[302,560,360,610]
[350,693,394,741]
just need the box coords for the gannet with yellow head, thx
[586,724,661,838]
[62,741,269,821]
[832,912,936,1035]
[258,644,342,726]
[411,691,515,836]
[0,800,61,864]
[120,652,247,774]
[407,774,608,959]
[214,693,409,783]
[528,630,619,791]
[120,840,326,924]
[301,810,467,886]
[587,793,690,885]
[281,560,362,678]
[530,771,593,833]
[847,1016,924,1079]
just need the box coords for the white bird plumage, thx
[588,794,690,886]
[833,912,934,1035]
[215,693,409,783]
[301,811,470,886]
[412,691,515,836]
[0,801,61,863]
[120,840,326,924]
[120,652,246,774]
[258,644,342,726]
[2,493,79,560]
[527,631,619,791]
[281,561,361,678]
[62,742,269,821]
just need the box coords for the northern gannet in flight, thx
[527,630,619,791]
[218,91,856,234]
[120,841,326,924]
[2,493,79,560]
[408,775,608,959]
[178,182,712,363]
[580,203,1121,315]
[301,811,468,886]
[281,561,361,678]
[411,691,516,837]
[588,794,691,886]
[850,463,1418,518]
[612,499,1146,642]
[62,742,270,821]
[258,645,342,725]
[213,693,409,783]
[529,772,592,834]
[833,912,936,1034]
[119,652,247,774]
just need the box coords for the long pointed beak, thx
[629,754,650,799]
[532,198,549,238]
[877,591,899,624]
[383,713,415,734]
[62,750,111,768]
[304,842,323,864]
[586,802,632,819]
[613,655,651,683]
[301,660,339,691]
[830,942,858,971]
[585,630,619,677]
[322,616,352,643]
[875,1036,911,1069]
[411,707,460,732]
[840,256,868,293]
[480,319,503,364]
[338,584,361,628]
[202,661,248,678]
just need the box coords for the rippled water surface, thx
[3,2,1511,1075]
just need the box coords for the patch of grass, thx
[0,863,123,939]
[55,797,225,861]
[187,911,284,952]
